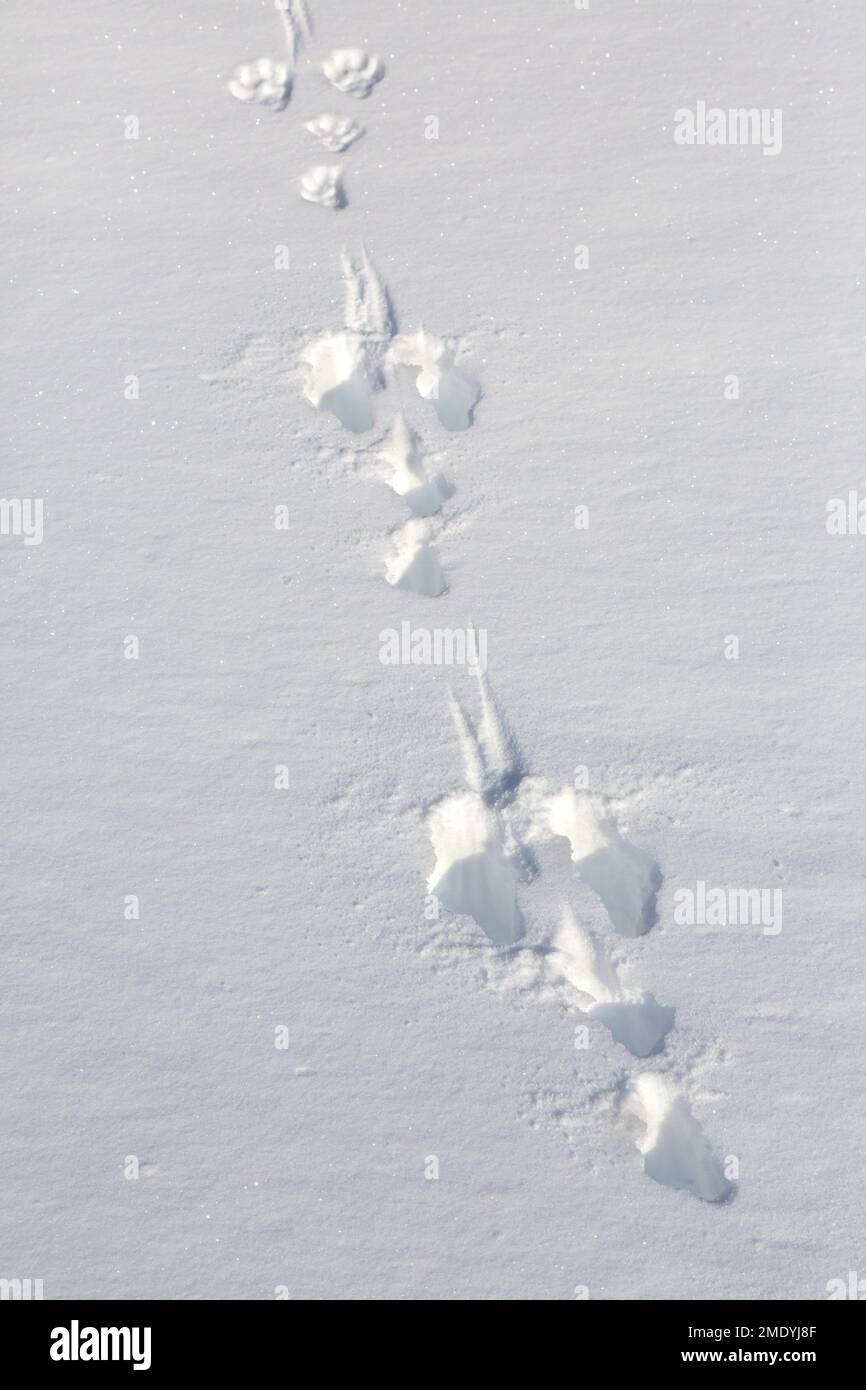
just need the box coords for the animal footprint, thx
[425,667,530,944]
[418,655,733,1203]
[546,787,662,938]
[549,910,674,1058]
[227,59,291,110]
[378,415,453,518]
[621,1074,733,1203]
[226,1,311,110]
[299,164,345,209]
[305,114,364,152]
[427,791,524,944]
[301,248,393,431]
[389,330,481,432]
[384,519,446,597]
[422,652,659,944]
[301,332,374,431]
[322,49,385,98]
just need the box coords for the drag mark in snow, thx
[274,0,313,66]
[341,247,395,341]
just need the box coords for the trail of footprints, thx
[228,6,479,590]
[226,0,384,209]
[226,5,733,1210]
[424,651,734,1205]
[301,247,480,594]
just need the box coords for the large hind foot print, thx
[426,793,524,946]
[549,910,674,1058]
[622,1073,733,1204]
[388,330,481,431]
[300,332,375,431]
[300,249,393,431]
[424,667,527,944]
[274,0,313,65]
[545,787,662,938]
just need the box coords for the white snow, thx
[1,0,864,1300]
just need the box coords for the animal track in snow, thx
[424,662,655,946]
[227,1,311,109]
[377,415,454,593]
[427,791,523,943]
[547,786,662,937]
[549,910,674,1058]
[322,49,385,99]
[378,414,453,518]
[227,58,292,110]
[389,330,481,432]
[418,654,732,1203]
[423,900,673,1060]
[425,669,531,946]
[305,114,364,152]
[302,333,374,431]
[300,255,465,594]
[384,518,447,598]
[274,0,312,65]
[300,250,481,439]
[301,248,393,431]
[299,164,345,209]
[228,6,383,211]
[621,1073,733,1203]
[342,246,396,340]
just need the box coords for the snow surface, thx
[2,0,865,1300]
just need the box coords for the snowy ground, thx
[2,0,865,1300]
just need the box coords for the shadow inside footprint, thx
[433,851,525,946]
[589,996,675,1058]
[321,376,374,432]
[578,844,662,938]
[623,1074,733,1203]
[429,366,480,431]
